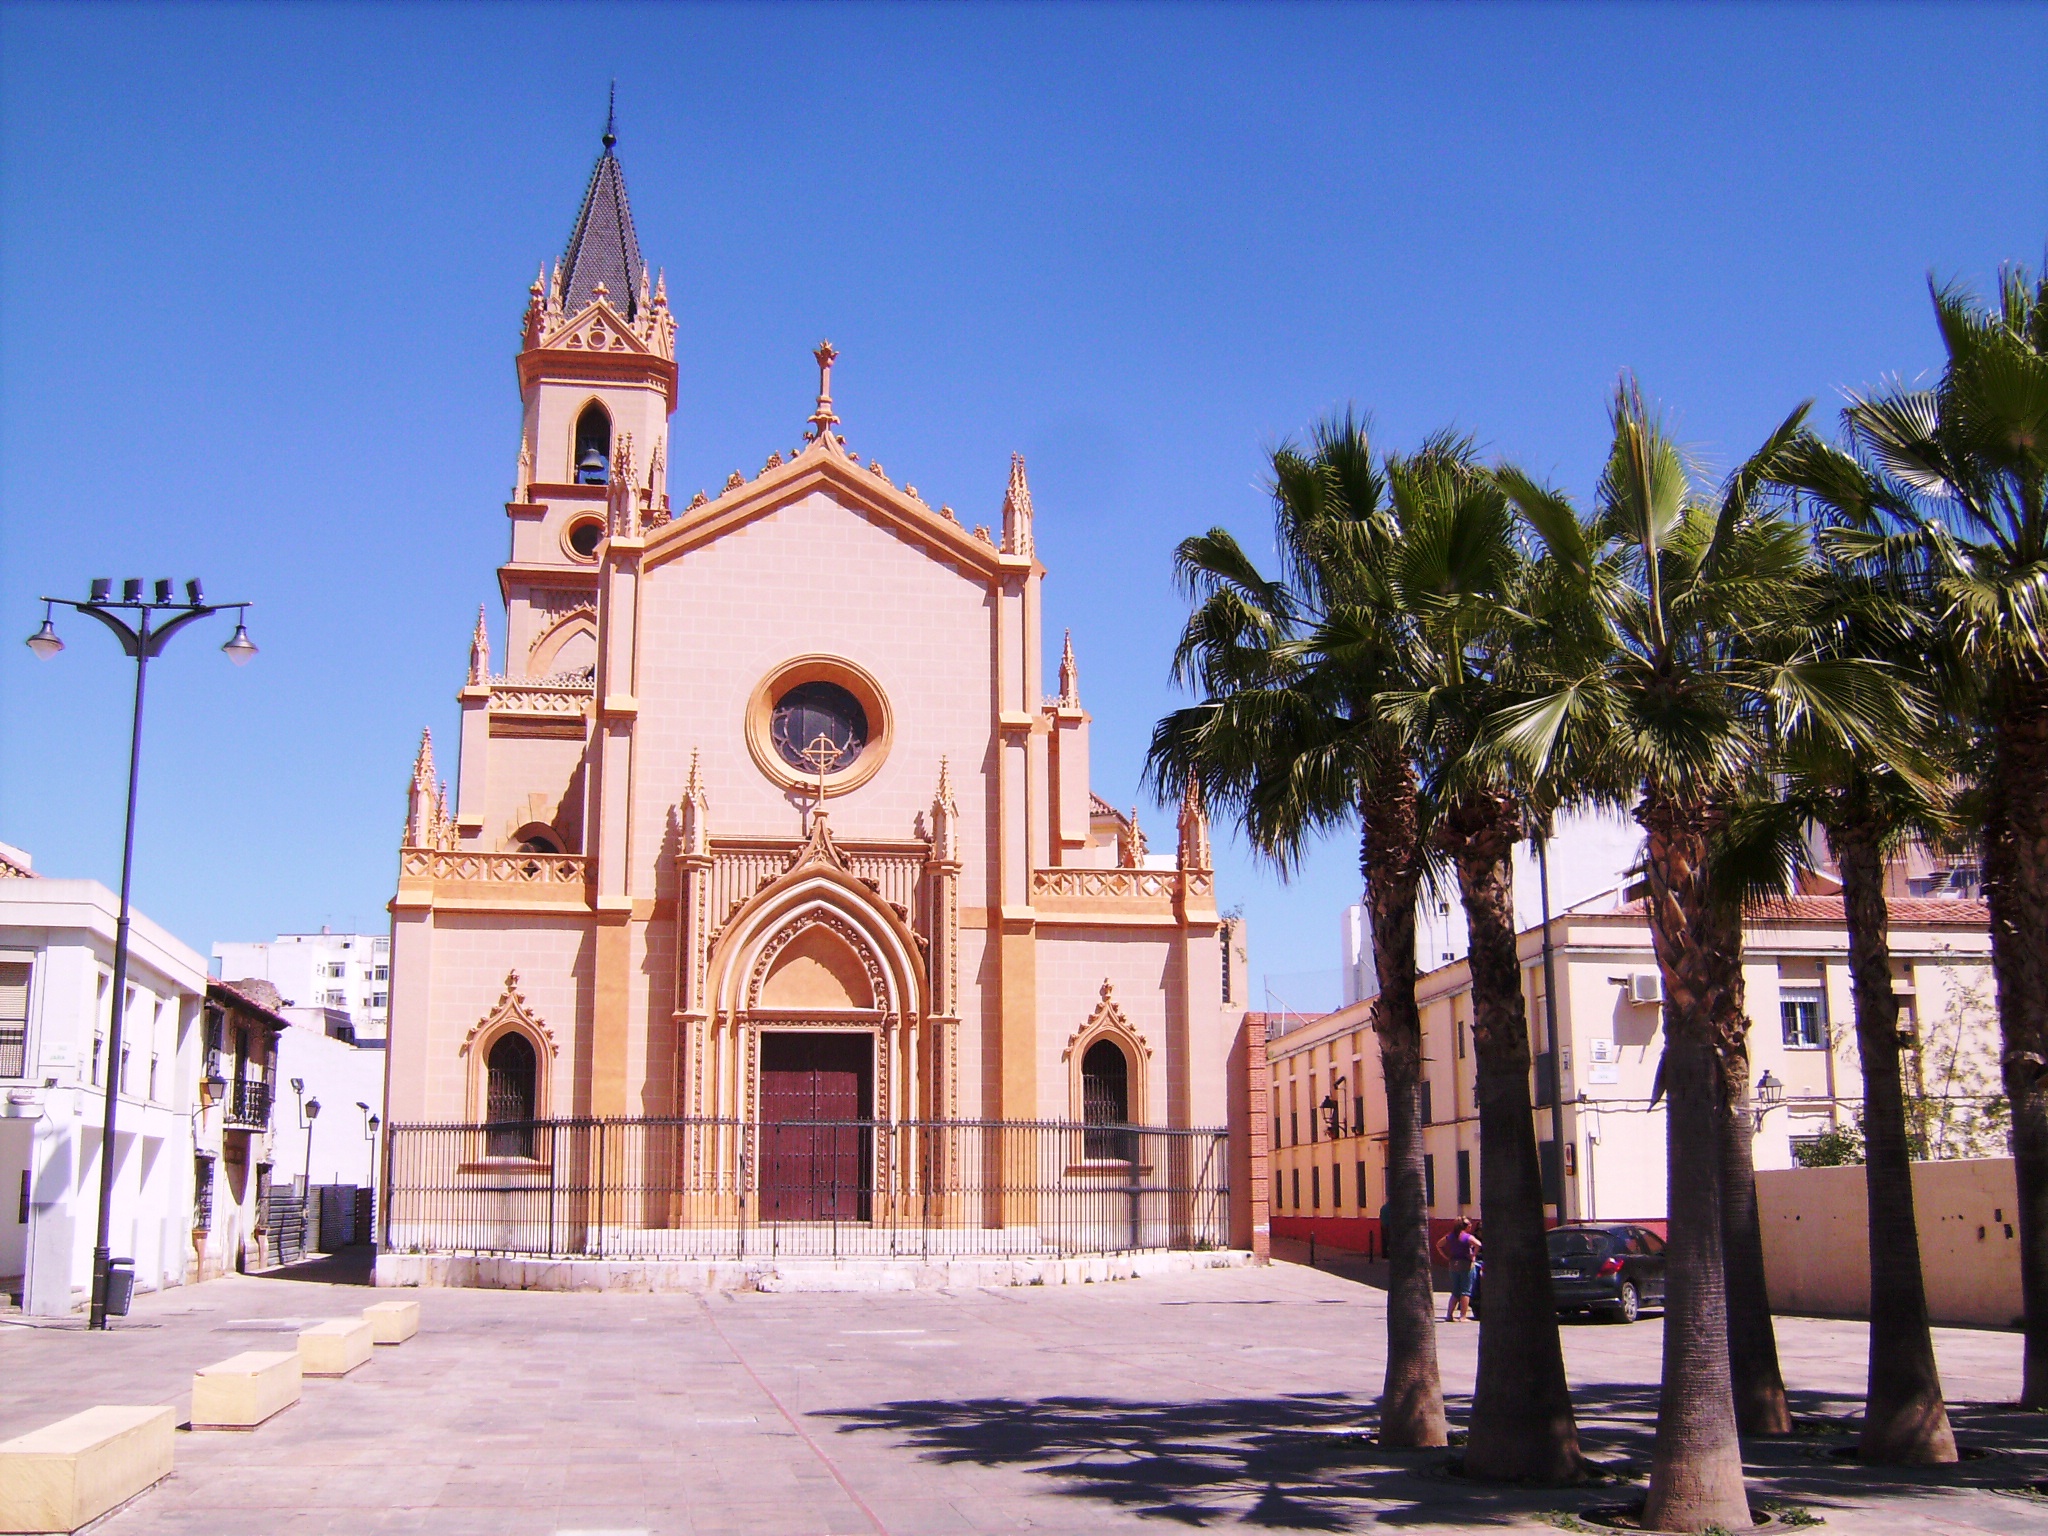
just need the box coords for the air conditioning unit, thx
[1630,971,1664,1005]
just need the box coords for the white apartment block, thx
[1,845,210,1314]
[212,930,391,1041]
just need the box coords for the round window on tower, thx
[745,656,893,797]
[564,516,606,561]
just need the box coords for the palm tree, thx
[1705,790,1806,1439]
[1835,267,2048,1406]
[1147,413,1447,1447]
[1768,430,1962,1462]
[1378,449,1588,1481]
[1496,381,1898,1531]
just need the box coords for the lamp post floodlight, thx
[25,578,255,1328]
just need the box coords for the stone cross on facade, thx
[797,730,845,829]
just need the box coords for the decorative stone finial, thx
[1176,773,1212,872]
[1001,452,1035,560]
[681,748,711,856]
[1122,807,1148,869]
[1058,629,1080,708]
[469,606,490,686]
[807,340,841,441]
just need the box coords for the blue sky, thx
[2,1,2042,1004]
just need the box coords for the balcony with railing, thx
[225,1077,273,1129]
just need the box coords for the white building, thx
[1,844,209,1314]
[212,931,391,1042]
[1340,806,1645,1005]
[267,1020,386,1194]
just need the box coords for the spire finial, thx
[1058,629,1079,708]
[604,81,617,150]
[807,340,841,441]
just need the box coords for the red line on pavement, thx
[695,1297,891,1536]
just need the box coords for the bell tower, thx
[498,105,677,684]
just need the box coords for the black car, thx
[1468,1223,1668,1323]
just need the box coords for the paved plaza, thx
[0,1246,2039,1535]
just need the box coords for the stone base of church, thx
[371,1246,1259,1295]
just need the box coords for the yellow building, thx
[1267,894,1995,1252]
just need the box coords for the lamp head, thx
[306,1097,321,1120]
[25,611,63,659]
[1756,1069,1783,1106]
[89,579,111,603]
[221,620,258,666]
[291,1077,305,1094]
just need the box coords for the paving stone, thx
[0,1250,2034,1533]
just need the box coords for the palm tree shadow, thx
[824,1390,1583,1529]
[819,1384,2048,1529]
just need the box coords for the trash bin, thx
[104,1258,136,1317]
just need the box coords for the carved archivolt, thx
[746,909,891,1015]
[460,970,559,1058]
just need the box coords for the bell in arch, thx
[576,446,610,485]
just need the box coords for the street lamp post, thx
[27,578,255,1330]
[359,1101,381,1246]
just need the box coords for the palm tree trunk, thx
[1639,791,1752,1534]
[1987,683,2048,1409]
[1446,792,1583,1482]
[1831,815,1959,1462]
[1704,900,1791,1437]
[1362,766,1448,1448]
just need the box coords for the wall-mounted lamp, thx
[1321,1073,1349,1140]
[1751,1069,1784,1133]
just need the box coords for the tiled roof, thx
[211,977,292,1028]
[559,133,644,321]
[1618,895,1990,927]
[1089,793,1127,826]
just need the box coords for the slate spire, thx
[559,90,645,321]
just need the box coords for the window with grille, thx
[193,1156,215,1231]
[1456,1148,1472,1206]
[1423,1153,1436,1208]
[0,961,28,1078]
[484,1033,538,1157]
[1080,1039,1132,1161]
[1781,990,1826,1048]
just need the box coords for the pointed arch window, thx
[484,1032,538,1157]
[1081,1039,1133,1161]
[573,402,612,485]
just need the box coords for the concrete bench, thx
[189,1350,301,1430]
[297,1317,374,1378]
[0,1404,175,1534]
[362,1298,419,1344]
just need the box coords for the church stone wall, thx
[387,914,593,1124]
[632,490,996,874]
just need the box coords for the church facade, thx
[383,129,1253,1243]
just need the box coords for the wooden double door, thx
[758,1031,873,1221]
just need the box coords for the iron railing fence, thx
[382,1117,1230,1261]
